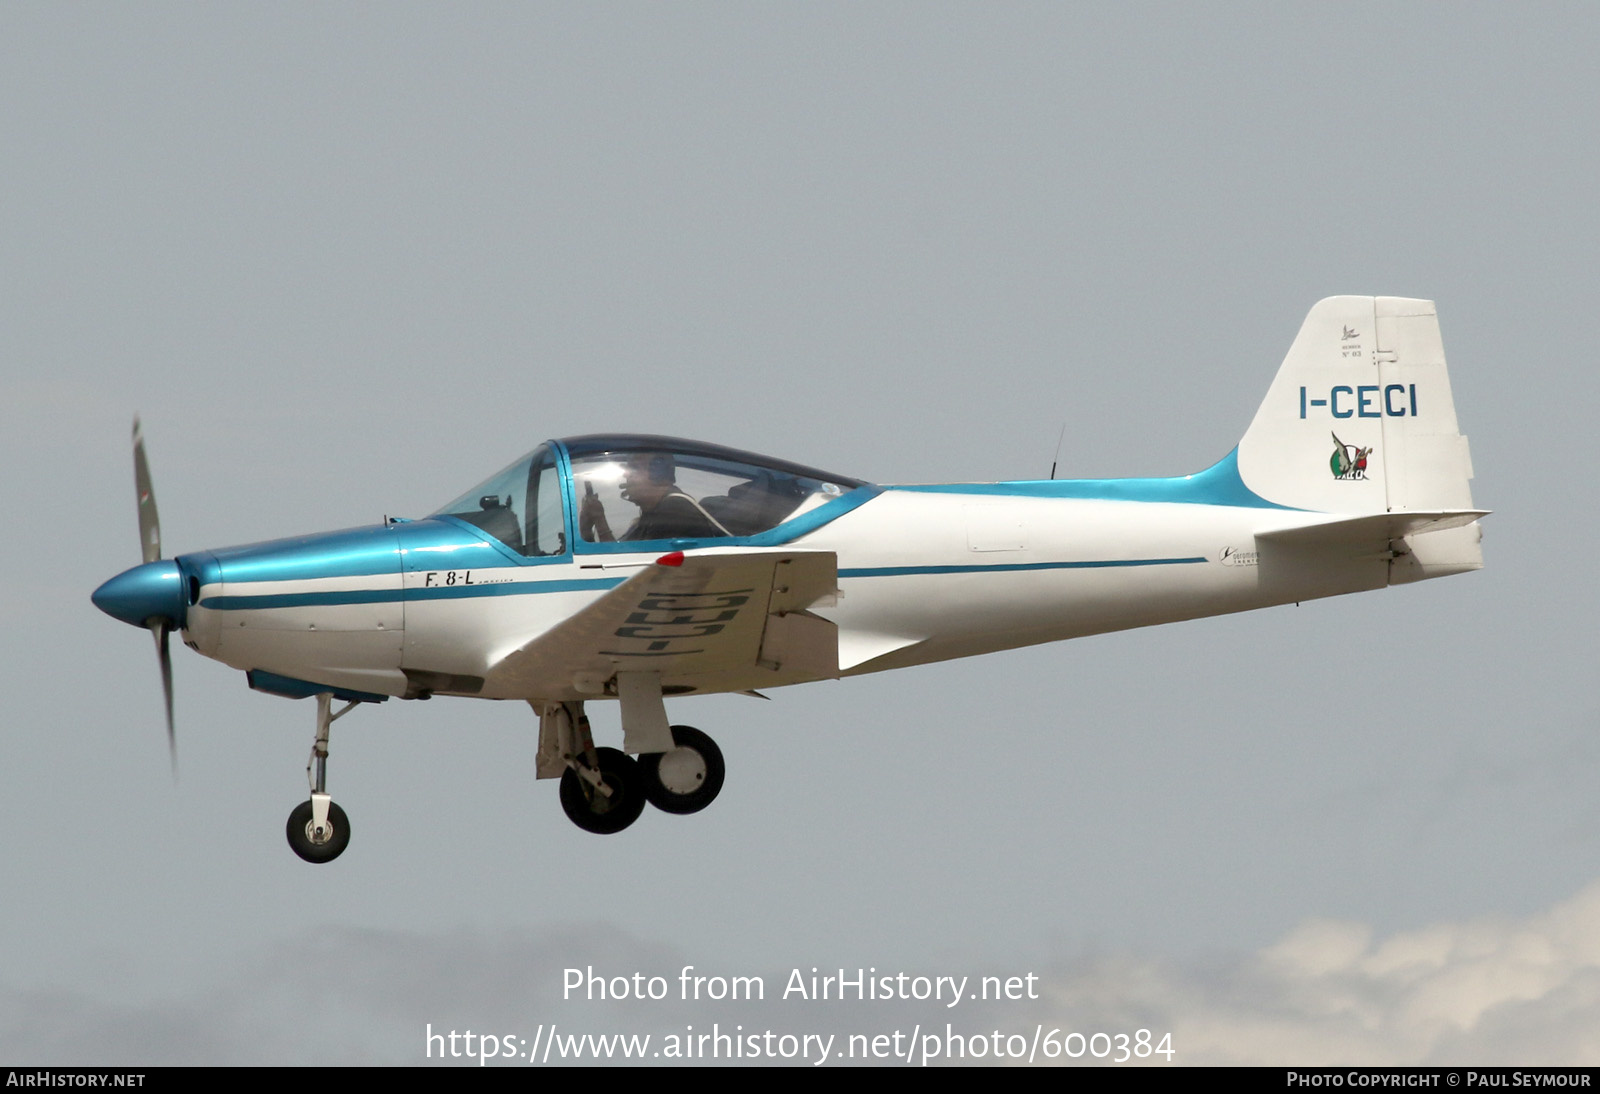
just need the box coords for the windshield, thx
[431,444,566,556]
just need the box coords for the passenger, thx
[578,453,729,542]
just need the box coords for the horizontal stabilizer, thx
[1258,509,1490,548]
[1259,509,1487,583]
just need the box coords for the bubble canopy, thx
[431,435,871,555]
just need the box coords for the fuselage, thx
[128,439,1380,705]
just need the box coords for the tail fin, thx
[1238,297,1484,581]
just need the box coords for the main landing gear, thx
[560,747,647,835]
[286,693,356,863]
[549,702,726,835]
[638,725,725,815]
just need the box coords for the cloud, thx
[1031,881,1600,1065]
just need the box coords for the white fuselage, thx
[178,486,1381,702]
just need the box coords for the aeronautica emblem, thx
[1329,432,1372,480]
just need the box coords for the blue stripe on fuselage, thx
[199,555,1207,611]
[839,557,1206,579]
[199,576,623,611]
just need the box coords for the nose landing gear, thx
[286,693,357,863]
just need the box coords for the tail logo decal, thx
[1329,433,1372,480]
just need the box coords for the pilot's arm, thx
[577,483,615,542]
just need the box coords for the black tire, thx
[559,747,647,834]
[638,725,725,815]
[286,799,351,863]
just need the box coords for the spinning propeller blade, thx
[152,618,176,773]
[133,417,161,564]
[105,416,179,773]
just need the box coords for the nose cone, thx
[92,560,188,629]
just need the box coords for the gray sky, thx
[4,2,1597,1065]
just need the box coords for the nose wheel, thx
[287,798,350,863]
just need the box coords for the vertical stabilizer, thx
[1237,296,1482,580]
[1238,297,1476,514]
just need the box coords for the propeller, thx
[92,418,184,774]
[134,417,161,564]
[135,418,178,773]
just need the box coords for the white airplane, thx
[93,296,1485,862]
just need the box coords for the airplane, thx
[92,296,1486,863]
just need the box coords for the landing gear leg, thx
[556,701,646,835]
[287,693,355,863]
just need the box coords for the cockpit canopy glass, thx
[564,434,863,545]
[430,443,566,556]
[432,435,865,554]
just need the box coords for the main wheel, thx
[638,725,725,815]
[286,799,350,863]
[560,747,647,834]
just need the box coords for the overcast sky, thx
[4,2,1598,1066]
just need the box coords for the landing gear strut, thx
[286,693,355,863]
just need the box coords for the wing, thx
[484,550,839,701]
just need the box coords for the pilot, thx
[578,452,729,542]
